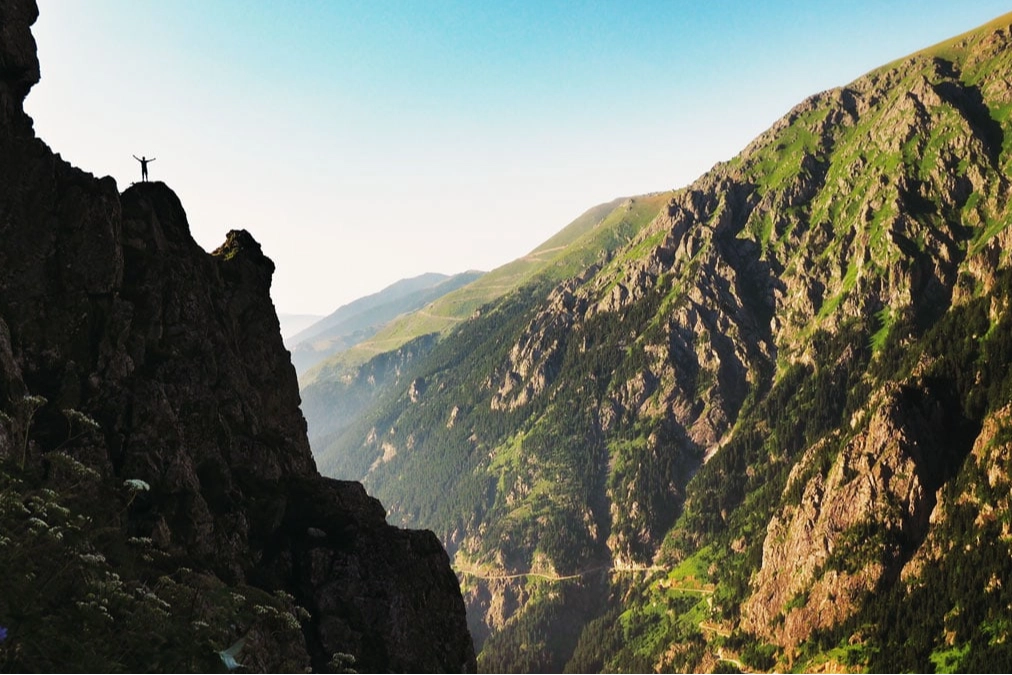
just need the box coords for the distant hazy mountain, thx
[288,271,484,374]
[317,197,629,373]
[277,313,324,340]
[298,195,664,447]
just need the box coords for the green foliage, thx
[478,581,598,674]
[749,106,828,194]
[676,319,872,550]
[626,585,708,670]
[869,306,895,352]
[822,519,895,574]
[785,273,1012,671]
[711,660,742,673]
[564,605,625,674]
[783,590,809,614]
[606,418,694,563]
[0,456,312,672]
[930,642,971,674]
[820,493,1012,673]
[739,640,777,671]
[564,549,722,672]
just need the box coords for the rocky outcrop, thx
[901,402,1012,582]
[489,278,588,411]
[0,0,38,124]
[741,383,952,652]
[0,1,474,671]
[254,476,477,671]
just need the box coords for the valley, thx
[301,12,1012,672]
[11,1,1012,672]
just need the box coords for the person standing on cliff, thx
[133,155,155,182]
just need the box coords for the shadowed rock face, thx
[0,0,475,671]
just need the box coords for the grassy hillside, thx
[301,193,670,383]
[291,273,453,344]
[290,271,483,374]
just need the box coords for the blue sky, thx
[27,1,1012,315]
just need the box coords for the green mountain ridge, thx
[309,12,1012,673]
[301,193,672,448]
[291,272,456,345]
[306,195,654,377]
[290,270,484,375]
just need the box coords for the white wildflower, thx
[124,478,150,492]
[63,408,101,430]
[79,553,107,565]
[22,394,47,408]
[27,516,49,530]
[50,503,71,518]
[273,589,296,604]
[283,613,301,631]
[48,452,101,480]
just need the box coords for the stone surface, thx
[741,384,946,652]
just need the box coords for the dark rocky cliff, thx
[0,0,475,671]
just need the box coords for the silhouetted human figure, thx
[133,155,156,182]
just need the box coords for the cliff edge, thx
[0,0,475,671]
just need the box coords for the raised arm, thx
[133,155,140,162]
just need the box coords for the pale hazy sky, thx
[26,1,1012,315]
